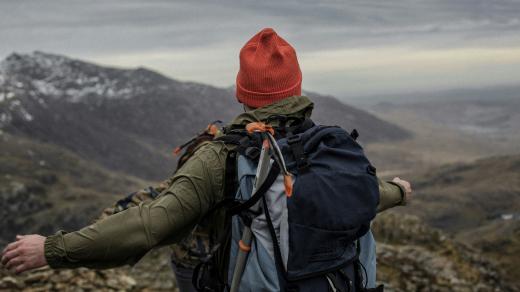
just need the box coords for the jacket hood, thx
[228,95,314,129]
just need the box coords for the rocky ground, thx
[0,268,138,291]
[1,212,517,291]
[0,248,176,292]
[373,212,517,292]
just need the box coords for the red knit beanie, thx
[236,28,302,108]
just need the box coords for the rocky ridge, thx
[392,154,520,288]
[373,213,516,292]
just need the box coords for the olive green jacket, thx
[44,95,406,269]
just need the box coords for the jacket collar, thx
[228,95,314,129]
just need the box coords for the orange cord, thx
[173,146,182,156]
[207,124,219,136]
[238,240,251,252]
[284,174,293,197]
[246,122,275,135]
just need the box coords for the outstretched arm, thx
[377,177,412,213]
[1,143,229,273]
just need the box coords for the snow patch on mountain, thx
[0,92,16,103]
[0,51,158,103]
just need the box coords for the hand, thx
[392,177,412,203]
[1,235,48,274]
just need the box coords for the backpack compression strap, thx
[227,163,280,216]
[200,156,280,221]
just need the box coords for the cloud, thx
[1,0,520,96]
[300,46,520,96]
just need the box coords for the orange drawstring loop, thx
[207,124,219,136]
[284,174,293,197]
[246,121,293,196]
[246,122,275,135]
[239,240,251,252]
[173,121,221,157]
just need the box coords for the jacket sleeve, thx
[377,178,406,213]
[97,178,173,221]
[44,143,228,269]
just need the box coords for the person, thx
[1,28,412,290]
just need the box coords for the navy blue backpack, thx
[194,118,382,292]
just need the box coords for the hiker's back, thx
[196,118,381,292]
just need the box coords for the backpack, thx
[194,117,383,292]
[173,120,223,169]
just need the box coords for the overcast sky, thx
[1,0,520,98]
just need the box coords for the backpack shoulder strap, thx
[224,150,238,200]
[227,162,280,216]
[216,130,263,160]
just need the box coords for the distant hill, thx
[0,51,410,180]
[0,133,149,246]
[404,154,520,232]
[350,84,520,107]
[305,90,409,143]
[363,85,520,155]
[398,154,520,287]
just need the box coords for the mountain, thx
[304,90,410,144]
[0,51,410,181]
[405,155,520,232]
[362,85,520,155]
[0,51,239,180]
[353,91,520,176]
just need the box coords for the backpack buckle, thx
[287,135,301,145]
[350,129,359,141]
[245,147,260,160]
[238,208,262,227]
[287,135,309,171]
